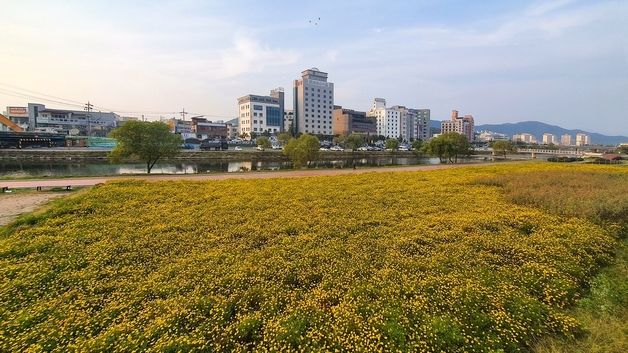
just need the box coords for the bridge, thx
[516,148,585,158]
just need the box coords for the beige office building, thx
[293,68,334,135]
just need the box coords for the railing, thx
[516,148,584,156]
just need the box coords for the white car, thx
[330,146,345,152]
[357,146,368,151]
[256,145,265,151]
[234,146,242,151]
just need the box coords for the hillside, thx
[429,120,627,145]
[476,121,627,145]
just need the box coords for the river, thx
[0,156,461,178]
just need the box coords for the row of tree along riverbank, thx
[0,149,425,162]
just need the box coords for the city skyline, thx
[1,0,627,135]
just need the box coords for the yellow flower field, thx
[0,163,626,352]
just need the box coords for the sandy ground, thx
[0,192,67,226]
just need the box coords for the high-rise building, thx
[293,68,334,135]
[283,110,294,132]
[512,133,537,144]
[367,98,400,138]
[237,89,284,138]
[560,134,572,146]
[575,133,590,146]
[441,110,475,141]
[391,106,431,141]
[367,99,430,141]
[542,133,558,145]
[332,106,376,136]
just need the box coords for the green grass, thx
[474,167,628,353]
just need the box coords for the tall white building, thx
[293,68,334,135]
[513,133,537,144]
[237,89,284,137]
[368,99,400,138]
[391,106,431,141]
[561,134,572,146]
[575,133,590,146]
[542,133,558,145]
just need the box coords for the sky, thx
[1,0,627,135]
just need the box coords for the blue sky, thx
[1,0,627,135]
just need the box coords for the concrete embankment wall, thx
[0,149,419,162]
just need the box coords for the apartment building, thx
[575,133,590,146]
[368,98,400,138]
[560,134,572,146]
[542,133,558,145]
[441,110,475,141]
[512,133,537,144]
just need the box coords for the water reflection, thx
[0,156,447,178]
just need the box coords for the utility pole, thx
[84,101,93,136]
[179,108,188,121]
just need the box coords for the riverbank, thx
[0,148,430,162]
[0,162,501,188]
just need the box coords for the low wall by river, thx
[0,149,421,162]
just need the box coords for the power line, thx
[0,83,237,120]
[0,82,86,106]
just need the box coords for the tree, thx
[277,132,291,146]
[491,140,516,158]
[411,140,424,154]
[616,145,628,154]
[109,121,182,173]
[283,134,320,168]
[385,138,399,150]
[256,136,271,150]
[249,132,258,140]
[345,133,365,150]
[423,133,470,163]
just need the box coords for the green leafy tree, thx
[385,138,400,150]
[345,133,365,150]
[491,140,516,158]
[424,133,470,163]
[249,132,258,140]
[283,134,320,168]
[617,145,628,154]
[277,132,292,146]
[411,140,424,153]
[256,136,271,149]
[109,121,182,173]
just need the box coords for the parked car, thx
[234,146,242,151]
[357,146,368,151]
[271,144,282,150]
[330,145,344,152]
[319,147,330,151]
[256,145,265,151]
[200,139,228,151]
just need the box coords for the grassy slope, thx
[475,168,628,353]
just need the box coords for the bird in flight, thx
[309,17,321,26]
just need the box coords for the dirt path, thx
[0,193,67,226]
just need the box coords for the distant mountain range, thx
[430,120,627,145]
